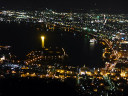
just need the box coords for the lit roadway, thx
[103,75,116,91]
[85,32,120,71]
[103,39,121,70]
[45,20,120,71]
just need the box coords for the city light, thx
[41,36,45,48]
[0,8,128,96]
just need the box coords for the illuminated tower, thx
[41,36,45,48]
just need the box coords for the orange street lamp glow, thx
[41,36,45,48]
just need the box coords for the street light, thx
[41,36,45,48]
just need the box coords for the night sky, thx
[0,0,128,11]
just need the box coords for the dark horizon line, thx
[0,6,128,14]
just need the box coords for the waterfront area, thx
[0,8,128,96]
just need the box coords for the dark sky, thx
[0,0,127,10]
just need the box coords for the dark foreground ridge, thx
[0,78,78,96]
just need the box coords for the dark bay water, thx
[0,22,104,68]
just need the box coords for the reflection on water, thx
[0,23,104,68]
[90,42,95,50]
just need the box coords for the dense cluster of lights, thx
[0,9,128,95]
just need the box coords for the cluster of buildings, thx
[0,10,46,23]
[0,43,127,95]
[0,9,128,33]
[0,9,128,95]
